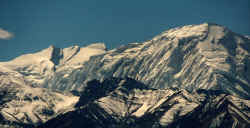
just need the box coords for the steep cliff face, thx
[39,78,250,128]
[45,23,250,99]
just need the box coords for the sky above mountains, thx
[0,0,250,61]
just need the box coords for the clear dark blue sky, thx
[0,0,249,61]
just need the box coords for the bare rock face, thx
[45,23,250,99]
[39,78,250,128]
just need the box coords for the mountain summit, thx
[43,23,250,99]
[0,43,106,86]
[0,23,250,128]
[0,23,249,99]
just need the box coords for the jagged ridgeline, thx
[0,23,249,128]
[39,78,250,128]
[44,23,250,99]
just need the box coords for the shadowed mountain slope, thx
[39,77,250,128]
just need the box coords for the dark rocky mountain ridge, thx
[0,23,249,127]
[39,77,250,128]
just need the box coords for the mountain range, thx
[0,23,249,128]
[39,77,250,128]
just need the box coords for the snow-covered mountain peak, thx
[0,43,107,87]
[45,23,250,99]
[153,23,208,41]
[1,23,250,128]
[152,23,232,43]
[59,43,106,67]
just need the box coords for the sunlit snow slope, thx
[44,23,250,99]
[0,43,106,87]
[0,68,79,128]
